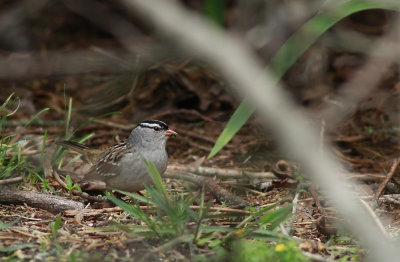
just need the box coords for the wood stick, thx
[0,189,85,214]
[0,176,23,185]
[375,158,400,198]
[166,165,276,180]
[64,205,250,217]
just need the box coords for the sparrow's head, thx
[130,120,177,147]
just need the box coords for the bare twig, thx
[0,176,23,185]
[53,169,67,188]
[72,190,107,203]
[375,158,400,198]
[0,189,84,214]
[64,206,122,217]
[380,195,400,205]
[64,205,250,218]
[348,173,386,182]
[166,165,276,180]
[359,199,389,238]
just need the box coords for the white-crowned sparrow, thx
[58,120,177,192]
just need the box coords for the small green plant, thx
[0,243,34,254]
[42,179,50,192]
[65,175,81,193]
[65,96,73,139]
[0,214,34,256]
[327,245,361,261]
[107,157,295,259]
[107,180,193,240]
[0,95,25,180]
[0,214,25,230]
[24,108,50,127]
[51,215,62,239]
[68,250,113,262]
[205,0,224,26]
[230,240,309,262]
[0,94,50,189]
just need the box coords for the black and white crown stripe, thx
[138,120,168,131]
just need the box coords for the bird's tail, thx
[56,140,103,164]
[56,140,90,155]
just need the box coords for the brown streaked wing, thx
[81,141,132,181]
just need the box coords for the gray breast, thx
[105,148,168,192]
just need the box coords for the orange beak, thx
[164,129,178,137]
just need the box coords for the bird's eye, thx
[153,126,161,131]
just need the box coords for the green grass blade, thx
[106,192,141,218]
[16,140,22,174]
[106,192,158,235]
[205,0,224,26]
[106,192,152,225]
[0,103,8,134]
[0,214,25,230]
[143,185,169,211]
[65,97,72,139]
[259,204,292,230]
[208,98,254,158]
[24,108,50,127]
[77,133,95,143]
[182,202,200,221]
[51,215,62,238]
[0,243,34,253]
[2,154,25,179]
[208,0,400,158]
[0,93,14,114]
[141,156,169,200]
[115,190,157,206]
[248,229,288,241]
[40,129,47,167]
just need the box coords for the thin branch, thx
[375,158,400,198]
[64,205,250,218]
[359,199,389,238]
[166,165,276,180]
[0,176,23,185]
[0,189,84,214]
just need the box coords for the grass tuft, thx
[106,158,296,259]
